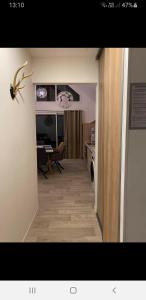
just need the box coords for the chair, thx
[37,147,49,179]
[50,142,65,173]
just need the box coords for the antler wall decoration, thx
[10,60,33,99]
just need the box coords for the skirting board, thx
[96,213,103,235]
[22,206,38,242]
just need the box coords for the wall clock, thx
[57,91,73,109]
[37,87,47,99]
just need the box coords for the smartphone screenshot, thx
[0,1,145,298]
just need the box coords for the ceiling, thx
[29,48,98,58]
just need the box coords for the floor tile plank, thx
[25,159,102,242]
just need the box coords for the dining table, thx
[36,145,54,173]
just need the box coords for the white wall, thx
[94,84,99,213]
[32,56,98,84]
[0,48,38,241]
[124,48,146,242]
[119,48,129,242]
[36,84,96,123]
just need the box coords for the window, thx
[36,85,80,102]
[57,114,64,145]
[36,114,64,148]
[57,85,80,101]
[36,85,55,101]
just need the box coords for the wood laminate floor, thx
[25,159,102,242]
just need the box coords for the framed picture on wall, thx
[36,85,55,101]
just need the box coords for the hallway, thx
[25,159,102,242]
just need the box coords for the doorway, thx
[24,83,102,242]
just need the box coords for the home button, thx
[70,287,77,294]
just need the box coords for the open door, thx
[97,48,124,242]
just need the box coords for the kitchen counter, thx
[85,143,95,159]
[85,143,95,186]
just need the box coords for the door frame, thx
[34,82,98,213]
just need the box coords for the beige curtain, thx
[64,110,83,158]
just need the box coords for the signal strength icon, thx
[115,2,121,7]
